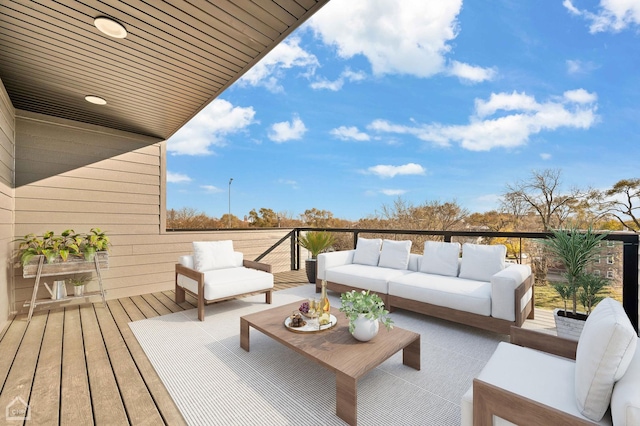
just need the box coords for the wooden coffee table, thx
[240,301,420,425]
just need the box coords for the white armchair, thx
[462,298,639,425]
[175,241,274,321]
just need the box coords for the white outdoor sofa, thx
[175,240,274,321]
[317,239,534,334]
[462,297,639,426]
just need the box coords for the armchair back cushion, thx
[575,297,638,421]
[459,243,506,282]
[352,238,382,266]
[420,241,460,277]
[192,240,237,272]
[378,239,412,270]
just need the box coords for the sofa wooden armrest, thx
[510,326,578,360]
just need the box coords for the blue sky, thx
[166,0,640,222]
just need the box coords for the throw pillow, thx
[192,240,236,272]
[458,243,506,282]
[575,297,638,421]
[352,238,382,266]
[420,241,460,277]
[378,239,412,270]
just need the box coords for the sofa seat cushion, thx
[325,264,412,294]
[461,342,612,426]
[177,267,274,300]
[388,272,491,316]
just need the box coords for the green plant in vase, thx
[339,290,394,333]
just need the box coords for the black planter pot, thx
[305,259,317,283]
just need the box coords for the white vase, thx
[351,314,379,342]
[74,285,85,297]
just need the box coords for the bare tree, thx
[503,169,585,231]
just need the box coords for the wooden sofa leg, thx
[266,290,272,304]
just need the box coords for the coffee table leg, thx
[403,336,421,370]
[240,318,250,351]
[336,371,357,425]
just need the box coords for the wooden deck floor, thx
[0,270,556,425]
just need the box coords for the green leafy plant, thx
[81,228,110,260]
[68,274,91,287]
[16,231,58,265]
[540,225,608,315]
[578,273,610,315]
[339,290,394,333]
[297,231,334,259]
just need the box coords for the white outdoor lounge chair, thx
[175,240,274,321]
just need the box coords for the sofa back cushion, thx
[420,241,460,277]
[378,239,412,270]
[575,297,638,421]
[352,238,382,266]
[192,240,237,272]
[458,243,506,282]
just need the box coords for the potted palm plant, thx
[540,225,609,340]
[339,290,393,341]
[297,230,335,283]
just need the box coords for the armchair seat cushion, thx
[461,342,612,425]
[177,266,273,300]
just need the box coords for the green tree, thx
[248,208,279,227]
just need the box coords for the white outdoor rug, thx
[129,285,508,425]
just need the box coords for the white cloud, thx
[167,99,256,156]
[268,115,308,142]
[564,0,640,33]
[330,126,370,141]
[448,61,497,83]
[238,37,319,92]
[564,88,598,103]
[166,171,192,183]
[278,179,299,189]
[566,59,598,75]
[200,185,224,193]
[368,89,599,151]
[381,189,408,196]
[540,153,552,160]
[311,68,367,91]
[309,0,465,78]
[367,163,426,178]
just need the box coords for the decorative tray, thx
[284,314,337,333]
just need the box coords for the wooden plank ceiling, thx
[0,0,329,140]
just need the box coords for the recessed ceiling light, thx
[85,95,107,105]
[94,16,127,39]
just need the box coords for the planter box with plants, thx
[16,228,110,321]
[18,228,110,278]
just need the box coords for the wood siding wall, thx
[0,79,15,331]
[12,112,292,315]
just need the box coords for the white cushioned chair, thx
[462,297,639,425]
[175,240,274,321]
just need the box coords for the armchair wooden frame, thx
[175,260,273,321]
[472,326,598,426]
